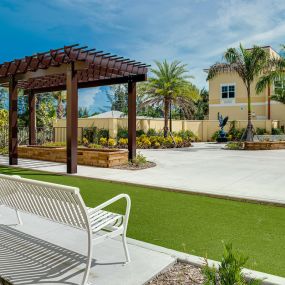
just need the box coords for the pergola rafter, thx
[0,44,149,174]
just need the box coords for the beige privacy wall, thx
[53,118,279,142]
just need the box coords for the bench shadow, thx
[0,225,96,285]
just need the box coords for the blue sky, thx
[1,0,285,112]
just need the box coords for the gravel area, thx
[147,262,205,285]
[112,161,156,170]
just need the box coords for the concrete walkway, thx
[1,142,285,204]
[0,206,175,285]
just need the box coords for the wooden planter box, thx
[18,146,128,168]
[244,141,285,150]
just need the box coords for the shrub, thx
[136,129,145,137]
[139,136,151,148]
[176,130,198,141]
[131,152,147,166]
[226,142,243,150]
[154,142,160,148]
[203,243,261,285]
[99,137,108,146]
[0,146,8,155]
[256,128,266,135]
[211,130,220,141]
[174,136,183,147]
[163,136,175,148]
[146,128,158,136]
[42,142,66,147]
[88,143,101,149]
[118,138,128,148]
[82,137,89,146]
[272,128,284,135]
[82,127,109,144]
[97,128,109,140]
[117,127,128,139]
[108,138,116,147]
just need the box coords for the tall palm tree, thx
[207,44,268,141]
[142,60,199,137]
[52,91,66,119]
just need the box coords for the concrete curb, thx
[2,162,285,208]
[128,238,285,285]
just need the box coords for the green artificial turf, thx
[0,165,285,277]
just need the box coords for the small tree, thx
[207,44,268,141]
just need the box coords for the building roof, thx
[89,110,125,119]
[88,110,152,119]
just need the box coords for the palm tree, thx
[141,60,199,137]
[256,45,285,104]
[207,44,268,141]
[52,91,66,119]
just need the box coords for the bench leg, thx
[122,234,130,264]
[15,209,23,225]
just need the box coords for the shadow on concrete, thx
[0,225,95,285]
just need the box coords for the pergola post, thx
[128,80,136,160]
[28,90,36,145]
[9,76,18,165]
[66,62,78,174]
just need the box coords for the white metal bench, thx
[0,174,131,285]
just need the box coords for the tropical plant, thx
[256,45,285,104]
[78,107,89,118]
[106,84,128,113]
[0,87,7,109]
[195,88,209,120]
[203,243,261,285]
[141,60,200,137]
[52,91,66,119]
[207,44,269,141]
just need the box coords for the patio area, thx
[0,206,175,285]
[1,142,285,204]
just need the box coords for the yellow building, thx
[207,46,285,122]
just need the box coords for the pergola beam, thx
[23,74,147,94]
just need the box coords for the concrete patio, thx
[0,206,175,285]
[1,143,285,204]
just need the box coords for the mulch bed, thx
[112,161,156,170]
[147,262,205,285]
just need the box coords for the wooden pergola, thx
[0,44,148,173]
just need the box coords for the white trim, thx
[210,101,283,107]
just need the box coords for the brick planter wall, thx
[244,141,285,150]
[18,146,128,168]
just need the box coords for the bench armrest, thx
[91,194,131,220]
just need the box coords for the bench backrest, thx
[0,174,90,231]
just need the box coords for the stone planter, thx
[244,141,285,150]
[18,146,128,168]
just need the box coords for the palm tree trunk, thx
[164,99,169,137]
[169,100,172,133]
[245,86,254,141]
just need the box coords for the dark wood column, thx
[128,81,136,160]
[29,90,36,145]
[9,76,18,165]
[66,62,78,174]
